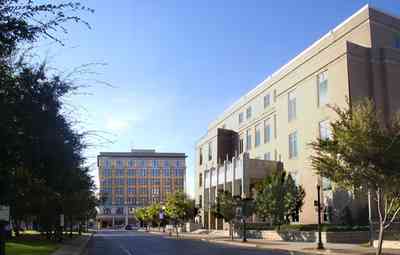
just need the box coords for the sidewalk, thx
[147,229,400,255]
[51,233,92,255]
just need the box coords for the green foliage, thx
[0,0,96,238]
[255,171,305,227]
[310,99,400,191]
[212,190,236,222]
[134,207,151,225]
[310,99,400,255]
[146,203,162,226]
[165,192,197,224]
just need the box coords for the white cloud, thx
[105,116,131,131]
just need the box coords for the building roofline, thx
[206,4,374,132]
[98,151,187,158]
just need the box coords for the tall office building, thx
[97,149,186,227]
[195,5,400,229]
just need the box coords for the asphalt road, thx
[87,230,301,255]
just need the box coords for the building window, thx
[116,160,123,169]
[128,160,134,169]
[319,120,332,140]
[317,71,328,107]
[246,106,252,120]
[140,169,147,177]
[152,160,158,169]
[199,173,203,187]
[264,152,271,160]
[163,160,169,168]
[199,148,203,165]
[246,129,252,151]
[104,169,112,177]
[264,120,271,143]
[128,169,135,176]
[138,178,147,185]
[116,169,124,176]
[395,34,400,48]
[176,160,182,168]
[289,131,298,159]
[104,159,111,169]
[127,187,136,194]
[152,168,160,176]
[208,141,212,161]
[140,159,146,168]
[127,178,135,185]
[239,136,244,154]
[163,168,170,176]
[288,90,296,122]
[273,114,277,139]
[152,188,160,195]
[264,94,271,108]
[255,124,261,147]
[238,112,244,124]
[273,89,277,103]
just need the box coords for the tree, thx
[310,99,400,255]
[164,192,194,238]
[0,0,93,58]
[255,171,305,229]
[146,203,162,227]
[134,207,151,229]
[212,190,236,240]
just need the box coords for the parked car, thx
[125,224,133,230]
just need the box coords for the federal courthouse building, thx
[195,5,400,229]
[97,149,186,227]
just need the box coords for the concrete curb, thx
[51,233,94,255]
[206,239,374,255]
[79,233,94,255]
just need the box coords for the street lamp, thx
[315,184,324,250]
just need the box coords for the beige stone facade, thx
[97,149,186,228]
[195,5,400,228]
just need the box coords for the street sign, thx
[60,214,64,227]
[0,206,9,222]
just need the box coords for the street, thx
[87,230,299,255]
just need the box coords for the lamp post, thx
[316,184,324,250]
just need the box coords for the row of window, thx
[238,72,328,127]
[238,90,277,125]
[102,168,185,177]
[102,159,184,169]
[101,178,184,188]
[199,72,329,165]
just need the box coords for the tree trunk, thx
[69,217,73,238]
[230,222,234,240]
[175,224,179,239]
[376,223,385,255]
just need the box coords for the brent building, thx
[97,149,186,228]
[194,5,400,229]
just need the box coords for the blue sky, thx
[36,0,399,197]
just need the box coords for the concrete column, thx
[232,156,236,196]
[208,169,212,231]
[125,207,128,226]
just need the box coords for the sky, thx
[35,0,400,197]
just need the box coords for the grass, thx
[5,234,61,255]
